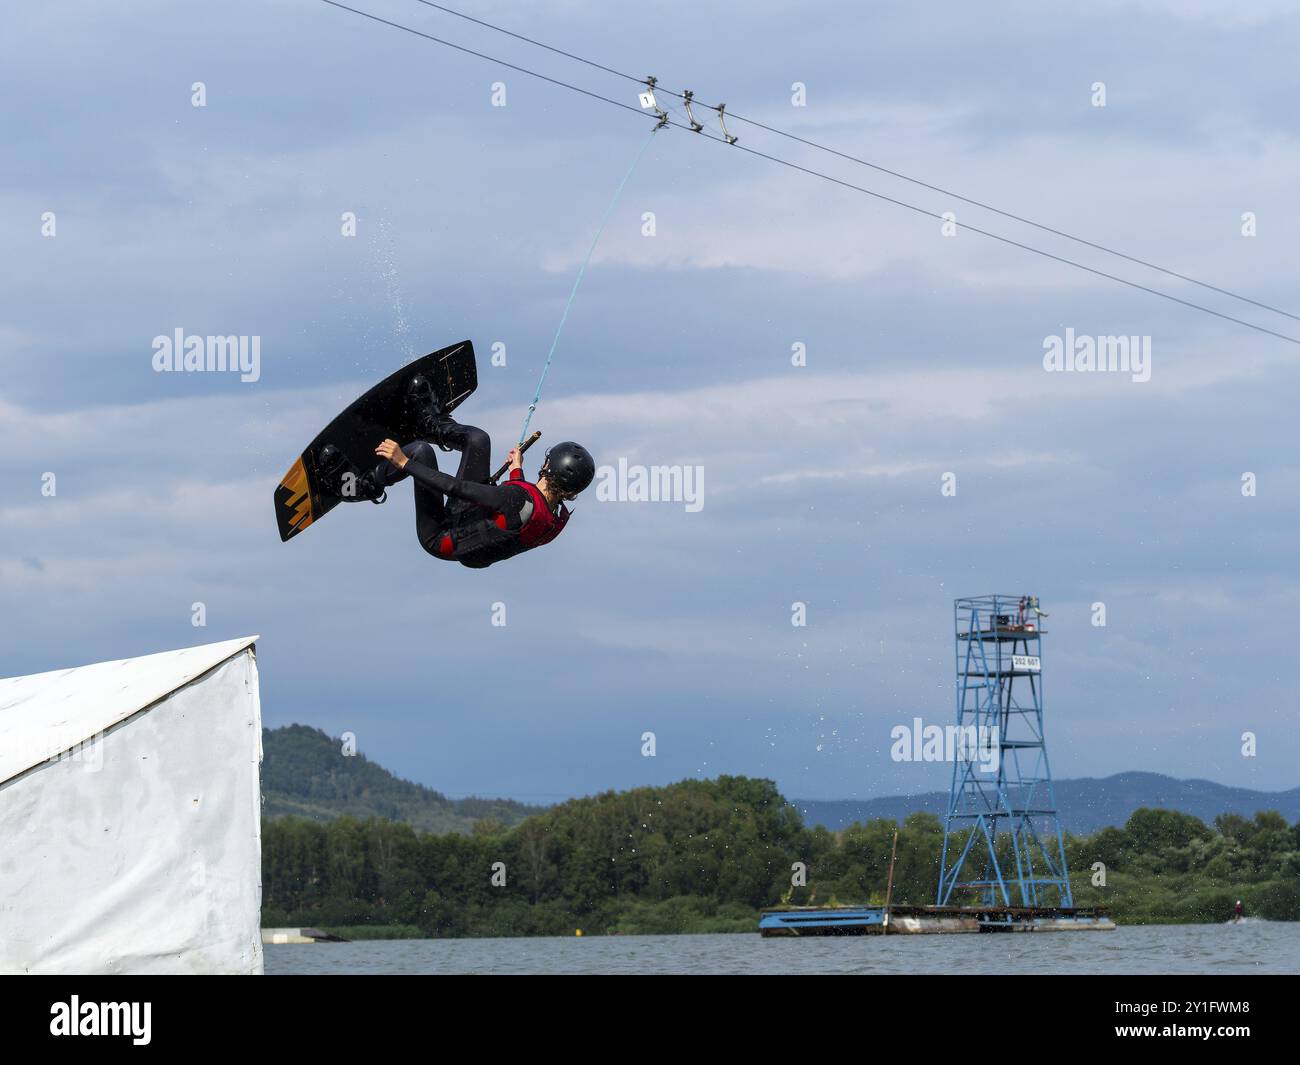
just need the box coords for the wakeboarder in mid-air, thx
[326,375,594,569]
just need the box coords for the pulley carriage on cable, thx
[314,0,1300,345]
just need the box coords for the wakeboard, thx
[274,340,477,542]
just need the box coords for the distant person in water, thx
[1234,900,1244,921]
[336,375,595,569]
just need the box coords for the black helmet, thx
[540,441,595,495]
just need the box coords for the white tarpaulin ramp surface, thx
[0,637,264,974]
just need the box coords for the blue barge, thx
[759,905,1115,936]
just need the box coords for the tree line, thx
[261,775,1300,936]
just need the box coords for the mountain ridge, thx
[263,726,1298,837]
[792,771,1300,835]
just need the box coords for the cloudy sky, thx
[3,1,1298,804]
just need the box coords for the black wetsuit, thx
[378,420,567,568]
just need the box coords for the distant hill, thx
[263,727,1298,839]
[262,725,544,834]
[793,772,1300,835]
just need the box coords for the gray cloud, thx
[3,1,1298,802]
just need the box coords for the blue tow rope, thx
[518,129,658,445]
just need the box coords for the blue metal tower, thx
[937,595,1073,908]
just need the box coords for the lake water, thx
[265,920,1298,975]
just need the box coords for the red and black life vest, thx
[435,472,569,568]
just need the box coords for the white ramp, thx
[0,637,264,974]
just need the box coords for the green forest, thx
[261,775,1300,938]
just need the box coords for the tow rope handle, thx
[489,430,542,484]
